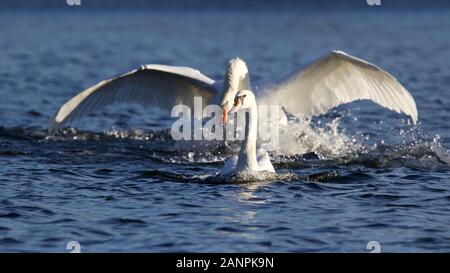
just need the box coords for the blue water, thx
[1,3,450,252]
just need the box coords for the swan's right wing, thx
[221,155,238,175]
[261,50,418,124]
[49,64,217,133]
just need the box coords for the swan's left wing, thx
[261,50,418,124]
[256,148,275,173]
[49,64,217,133]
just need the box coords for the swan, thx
[220,90,275,175]
[48,50,418,133]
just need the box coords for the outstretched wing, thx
[49,64,218,133]
[261,50,418,124]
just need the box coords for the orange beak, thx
[222,106,228,125]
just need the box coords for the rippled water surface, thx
[1,3,450,252]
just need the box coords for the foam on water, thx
[272,117,363,158]
[3,117,449,171]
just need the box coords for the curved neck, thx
[236,103,258,172]
[221,61,251,107]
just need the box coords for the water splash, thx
[270,117,363,158]
[1,118,449,170]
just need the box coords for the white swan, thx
[221,90,275,175]
[48,50,418,133]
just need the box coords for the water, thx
[1,2,450,252]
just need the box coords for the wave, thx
[1,117,449,170]
[141,169,341,184]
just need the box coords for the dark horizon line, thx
[1,0,450,11]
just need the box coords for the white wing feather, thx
[262,50,418,124]
[49,64,217,133]
[220,148,274,175]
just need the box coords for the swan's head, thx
[221,58,249,123]
[229,89,256,114]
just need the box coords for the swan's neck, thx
[221,59,251,107]
[236,104,258,172]
[227,59,250,90]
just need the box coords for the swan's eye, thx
[234,95,246,106]
[233,97,239,107]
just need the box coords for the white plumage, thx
[261,51,417,123]
[220,90,275,175]
[49,50,418,134]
